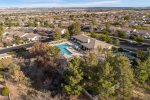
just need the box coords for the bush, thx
[117,31,127,38]
[135,36,144,43]
[2,87,9,96]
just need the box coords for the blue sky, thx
[0,0,149,8]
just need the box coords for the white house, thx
[24,33,41,41]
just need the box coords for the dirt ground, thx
[6,81,27,100]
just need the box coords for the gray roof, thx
[72,35,89,43]
[72,34,113,49]
[81,38,95,49]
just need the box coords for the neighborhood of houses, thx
[3,31,41,43]
[0,8,149,67]
[0,8,149,100]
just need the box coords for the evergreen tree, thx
[97,62,115,99]
[113,55,134,100]
[68,21,81,36]
[53,28,61,41]
[64,30,70,39]
[48,46,60,58]
[13,36,21,44]
[114,39,120,46]
[136,54,150,84]
[64,57,83,96]
[105,22,110,32]
[136,50,145,60]
[92,19,97,27]
[0,23,4,41]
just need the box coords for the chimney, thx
[88,39,90,43]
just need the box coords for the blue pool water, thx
[56,43,72,55]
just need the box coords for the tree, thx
[68,21,81,36]
[136,50,144,60]
[29,42,51,57]
[90,25,94,33]
[83,52,99,67]
[30,42,61,59]
[105,22,111,32]
[64,30,70,39]
[26,20,34,27]
[81,52,100,94]
[113,55,134,100]
[80,51,116,98]
[117,31,127,38]
[97,62,115,99]
[0,23,4,41]
[102,30,109,35]
[48,46,60,58]
[33,20,38,27]
[43,21,49,27]
[105,35,112,43]
[8,64,21,75]
[58,23,62,28]
[53,28,61,41]
[124,15,131,20]
[29,42,61,78]
[114,39,120,46]
[69,15,75,21]
[2,87,10,96]
[136,54,150,84]
[122,21,129,28]
[92,19,97,27]
[13,36,21,44]
[62,50,134,99]
[64,57,83,96]
[135,36,144,43]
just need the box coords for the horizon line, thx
[0,6,149,8]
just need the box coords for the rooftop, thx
[72,34,113,49]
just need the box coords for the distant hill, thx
[0,7,150,10]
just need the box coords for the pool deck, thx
[49,40,83,60]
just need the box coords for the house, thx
[4,31,28,40]
[137,30,150,39]
[24,33,41,41]
[110,26,133,34]
[71,34,113,50]
[13,31,28,38]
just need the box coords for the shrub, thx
[2,87,10,96]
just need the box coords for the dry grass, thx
[0,59,14,68]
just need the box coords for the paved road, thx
[111,36,150,46]
[144,39,150,44]
[111,36,150,52]
[0,43,35,54]
[0,38,53,54]
[119,40,150,52]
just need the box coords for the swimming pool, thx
[56,43,72,55]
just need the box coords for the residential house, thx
[71,34,113,51]
[14,31,28,38]
[24,33,41,41]
[137,30,150,39]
